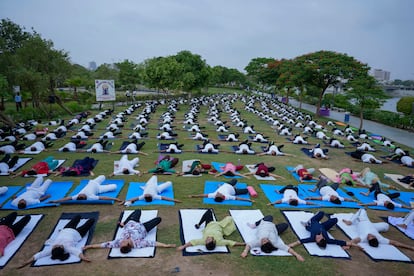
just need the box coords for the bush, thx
[397,96,414,115]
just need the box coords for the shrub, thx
[397,97,414,115]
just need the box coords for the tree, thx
[345,75,389,129]
[0,74,8,111]
[295,51,369,117]
[244,57,275,88]
[143,56,181,93]
[173,50,210,92]
[13,34,73,116]
[116,59,140,90]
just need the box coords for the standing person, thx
[83,209,175,253]
[18,215,95,267]
[15,92,22,112]
[240,215,304,261]
[177,209,245,251]
[0,212,31,257]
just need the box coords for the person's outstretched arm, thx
[83,244,104,250]
[288,247,305,262]
[177,242,192,251]
[98,196,122,202]
[155,241,176,248]
[267,200,282,206]
[17,256,35,269]
[240,244,251,258]
[49,196,72,203]
[188,194,207,198]
[161,196,182,203]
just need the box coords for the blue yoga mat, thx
[125,182,175,206]
[298,184,360,208]
[2,181,73,210]
[0,186,23,207]
[343,187,410,213]
[202,181,251,206]
[62,179,124,204]
[285,166,317,183]
[260,184,318,209]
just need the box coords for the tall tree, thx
[345,75,389,129]
[116,59,140,90]
[244,57,275,88]
[143,56,181,93]
[174,50,210,92]
[295,51,369,117]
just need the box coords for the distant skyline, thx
[1,0,414,80]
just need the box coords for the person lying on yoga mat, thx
[357,167,392,189]
[177,209,245,251]
[111,140,148,155]
[397,174,414,187]
[358,181,411,210]
[122,175,182,205]
[212,162,247,178]
[0,154,18,174]
[240,215,304,261]
[189,179,254,203]
[243,163,285,179]
[349,151,382,164]
[109,155,140,177]
[83,209,175,253]
[342,208,414,250]
[257,142,294,156]
[306,176,357,205]
[144,155,179,174]
[289,164,315,182]
[11,176,52,209]
[337,168,365,187]
[12,156,59,178]
[55,157,96,177]
[50,175,121,203]
[0,212,31,257]
[267,185,315,206]
[393,209,414,229]
[176,160,212,176]
[289,211,360,250]
[235,140,255,154]
[197,140,220,153]
[19,215,95,267]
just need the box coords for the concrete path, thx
[288,99,414,149]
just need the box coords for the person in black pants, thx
[0,212,31,256]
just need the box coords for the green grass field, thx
[1,93,413,276]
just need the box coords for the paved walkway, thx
[288,99,414,149]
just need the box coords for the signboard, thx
[13,85,20,93]
[95,80,115,101]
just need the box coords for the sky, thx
[1,0,414,80]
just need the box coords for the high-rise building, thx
[373,69,390,81]
[88,61,97,71]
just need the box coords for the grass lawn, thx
[1,92,413,275]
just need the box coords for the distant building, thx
[372,69,390,81]
[88,61,97,71]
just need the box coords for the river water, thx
[380,97,400,112]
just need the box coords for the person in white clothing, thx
[315,131,329,140]
[0,154,18,174]
[22,133,36,141]
[400,155,414,167]
[292,135,308,144]
[0,144,17,154]
[50,175,121,202]
[310,145,329,159]
[307,176,356,205]
[225,133,239,142]
[257,143,293,156]
[342,208,414,250]
[241,215,304,261]
[356,142,376,152]
[267,185,315,206]
[122,175,181,205]
[328,138,345,148]
[42,133,57,141]
[11,177,52,209]
[395,209,414,229]
[71,131,89,139]
[235,141,255,154]
[19,215,95,267]
[112,141,147,155]
[22,141,46,153]
[110,155,140,176]
[252,133,268,143]
[350,151,383,164]
[359,182,411,210]
[189,179,253,203]
[192,132,209,141]
[84,140,110,153]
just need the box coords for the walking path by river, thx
[288,99,414,149]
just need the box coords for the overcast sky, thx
[1,0,413,80]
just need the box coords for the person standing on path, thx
[15,93,22,111]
